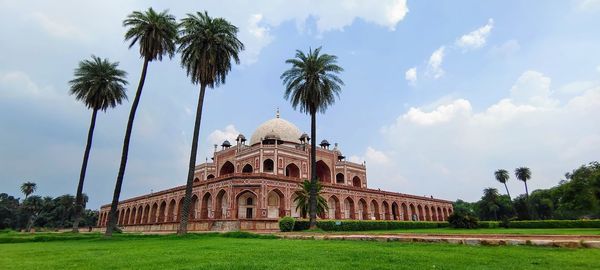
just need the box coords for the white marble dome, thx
[250,117,303,145]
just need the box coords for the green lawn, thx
[290,227,600,235]
[1,232,599,269]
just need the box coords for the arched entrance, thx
[370,200,380,220]
[143,205,150,224]
[158,201,166,222]
[382,201,391,220]
[417,205,424,221]
[358,199,368,220]
[220,161,234,176]
[316,160,331,183]
[267,189,285,218]
[189,195,198,220]
[392,202,399,220]
[167,200,176,222]
[150,203,158,223]
[401,203,409,221]
[425,206,431,221]
[352,176,361,187]
[130,207,137,224]
[237,191,257,219]
[124,208,130,225]
[327,196,341,219]
[344,197,355,219]
[291,193,302,218]
[214,190,228,219]
[285,163,300,178]
[200,193,212,219]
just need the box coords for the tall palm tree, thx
[280,47,344,228]
[20,182,36,199]
[494,169,511,200]
[69,56,128,233]
[105,8,177,237]
[515,167,532,200]
[176,11,244,235]
[23,195,43,232]
[294,180,328,218]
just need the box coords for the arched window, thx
[193,177,200,183]
[285,163,300,178]
[246,197,253,205]
[207,174,215,180]
[336,173,345,184]
[220,161,234,176]
[352,176,361,187]
[263,159,274,172]
[242,164,253,173]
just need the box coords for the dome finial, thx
[276,107,280,118]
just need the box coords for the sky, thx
[1,0,599,209]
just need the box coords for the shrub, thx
[507,219,600,228]
[448,212,479,229]
[278,217,295,232]
[293,220,311,231]
[478,221,500,228]
[316,220,445,232]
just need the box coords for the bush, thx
[220,231,278,239]
[278,217,295,232]
[315,220,446,232]
[478,221,500,228]
[292,220,310,231]
[448,213,479,229]
[507,219,600,228]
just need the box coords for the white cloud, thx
[239,14,274,65]
[489,39,520,57]
[349,147,390,165]
[577,0,600,12]
[456,18,494,50]
[29,12,91,42]
[0,71,42,98]
[427,46,445,79]
[405,67,417,85]
[509,70,558,107]
[379,70,600,201]
[207,124,240,146]
[596,65,600,73]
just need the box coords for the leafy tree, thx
[177,11,244,235]
[20,182,36,199]
[280,47,343,228]
[105,7,178,236]
[494,169,511,200]
[452,199,476,216]
[70,55,128,234]
[478,188,500,220]
[0,193,20,229]
[23,195,43,232]
[293,180,328,218]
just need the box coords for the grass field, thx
[1,232,599,269]
[292,227,600,235]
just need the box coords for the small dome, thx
[236,134,246,141]
[320,139,330,146]
[299,133,309,141]
[221,140,231,147]
[250,117,303,145]
[333,143,342,154]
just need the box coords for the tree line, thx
[0,182,98,231]
[67,7,342,236]
[453,162,600,221]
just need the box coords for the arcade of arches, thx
[98,115,452,231]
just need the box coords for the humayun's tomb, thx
[97,113,453,231]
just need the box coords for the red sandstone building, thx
[97,114,453,231]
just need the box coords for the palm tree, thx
[176,11,244,235]
[20,182,36,199]
[482,188,500,220]
[280,47,344,228]
[294,180,328,218]
[515,167,532,200]
[69,56,127,233]
[104,8,177,237]
[494,169,511,200]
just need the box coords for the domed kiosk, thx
[98,112,453,232]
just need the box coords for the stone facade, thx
[97,115,453,231]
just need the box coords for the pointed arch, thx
[409,204,416,221]
[443,208,449,221]
[358,198,368,220]
[316,160,331,183]
[370,200,380,220]
[242,164,253,173]
[417,205,424,221]
[124,208,130,225]
[285,163,300,178]
[150,202,158,223]
[343,197,355,219]
[214,189,228,219]
[391,202,400,220]
[167,199,176,222]
[143,204,150,224]
[424,205,431,221]
[220,161,235,176]
[352,176,361,188]
[327,195,341,219]
[200,192,212,219]
[263,159,274,172]
[158,201,166,222]
[437,207,443,222]
[382,201,391,220]
[336,173,345,184]
[236,190,257,219]
[130,207,137,224]
[207,174,215,180]
[267,189,285,218]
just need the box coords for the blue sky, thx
[1,0,599,209]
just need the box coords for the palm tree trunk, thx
[105,58,150,237]
[72,108,98,233]
[524,181,531,219]
[178,84,207,235]
[503,183,511,201]
[309,112,317,229]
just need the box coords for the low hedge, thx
[478,221,501,228]
[507,219,600,228]
[286,219,448,232]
